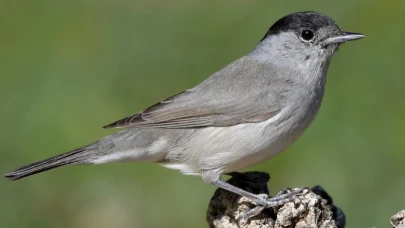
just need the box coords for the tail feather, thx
[4,146,94,181]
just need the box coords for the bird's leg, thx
[213,180,308,220]
[213,180,305,207]
[213,180,269,205]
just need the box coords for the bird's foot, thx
[238,187,310,222]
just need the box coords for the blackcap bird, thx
[5,11,364,211]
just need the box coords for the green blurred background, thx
[1,0,404,227]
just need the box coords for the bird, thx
[4,11,364,209]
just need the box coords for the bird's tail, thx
[4,144,97,181]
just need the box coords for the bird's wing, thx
[103,57,290,129]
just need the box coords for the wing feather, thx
[103,56,289,129]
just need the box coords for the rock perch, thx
[206,171,345,228]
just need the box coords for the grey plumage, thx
[103,57,287,129]
[4,11,364,209]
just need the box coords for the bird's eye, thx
[301,30,314,41]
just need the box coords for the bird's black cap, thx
[261,11,338,41]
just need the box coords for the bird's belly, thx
[216,105,320,173]
[164,101,322,175]
[221,122,308,172]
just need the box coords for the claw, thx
[238,205,265,223]
[275,187,292,197]
[239,187,309,221]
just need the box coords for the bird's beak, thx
[324,32,365,45]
